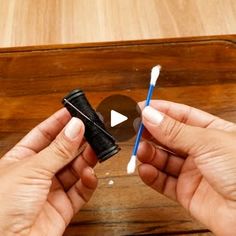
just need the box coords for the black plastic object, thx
[62,89,120,162]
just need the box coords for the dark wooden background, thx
[1,35,236,235]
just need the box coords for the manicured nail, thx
[142,106,164,125]
[64,117,82,139]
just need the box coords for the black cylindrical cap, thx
[62,89,120,162]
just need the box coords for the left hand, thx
[0,108,98,236]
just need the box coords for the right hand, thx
[137,100,236,236]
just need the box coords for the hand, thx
[137,100,236,236]
[0,108,98,236]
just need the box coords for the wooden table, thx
[1,0,236,47]
[1,35,236,235]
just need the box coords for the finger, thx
[137,141,184,177]
[47,178,74,227]
[4,108,71,160]
[139,100,236,131]
[142,106,236,201]
[47,168,97,227]
[138,164,177,201]
[142,106,205,155]
[56,143,98,191]
[133,117,158,143]
[133,116,178,151]
[15,108,71,152]
[133,117,151,138]
[67,167,98,214]
[71,144,97,177]
[33,117,85,175]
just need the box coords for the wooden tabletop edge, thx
[0,34,235,53]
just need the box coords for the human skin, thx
[1,100,236,235]
[137,100,236,236]
[0,108,98,236]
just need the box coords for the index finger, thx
[138,100,236,131]
[4,108,71,160]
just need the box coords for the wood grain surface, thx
[1,35,236,235]
[0,0,236,47]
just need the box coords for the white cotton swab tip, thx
[150,65,161,86]
[127,155,137,174]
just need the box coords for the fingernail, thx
[88,167,95,175]
[133,117,141,132]
[64,117,82,139]
[96,112,104,122]
[142,106,164,125]
[137,141,144,154]
[136,103,142,115]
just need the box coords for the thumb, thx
[142,106,236,201]
[142,106,204,155]
[33,117,85,175]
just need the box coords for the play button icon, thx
[111,110,128,127]
[96,94,140,142]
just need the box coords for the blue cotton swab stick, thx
[127,65,161,174]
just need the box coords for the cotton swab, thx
[127,65,161,174]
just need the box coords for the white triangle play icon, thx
[111,110,128,127]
